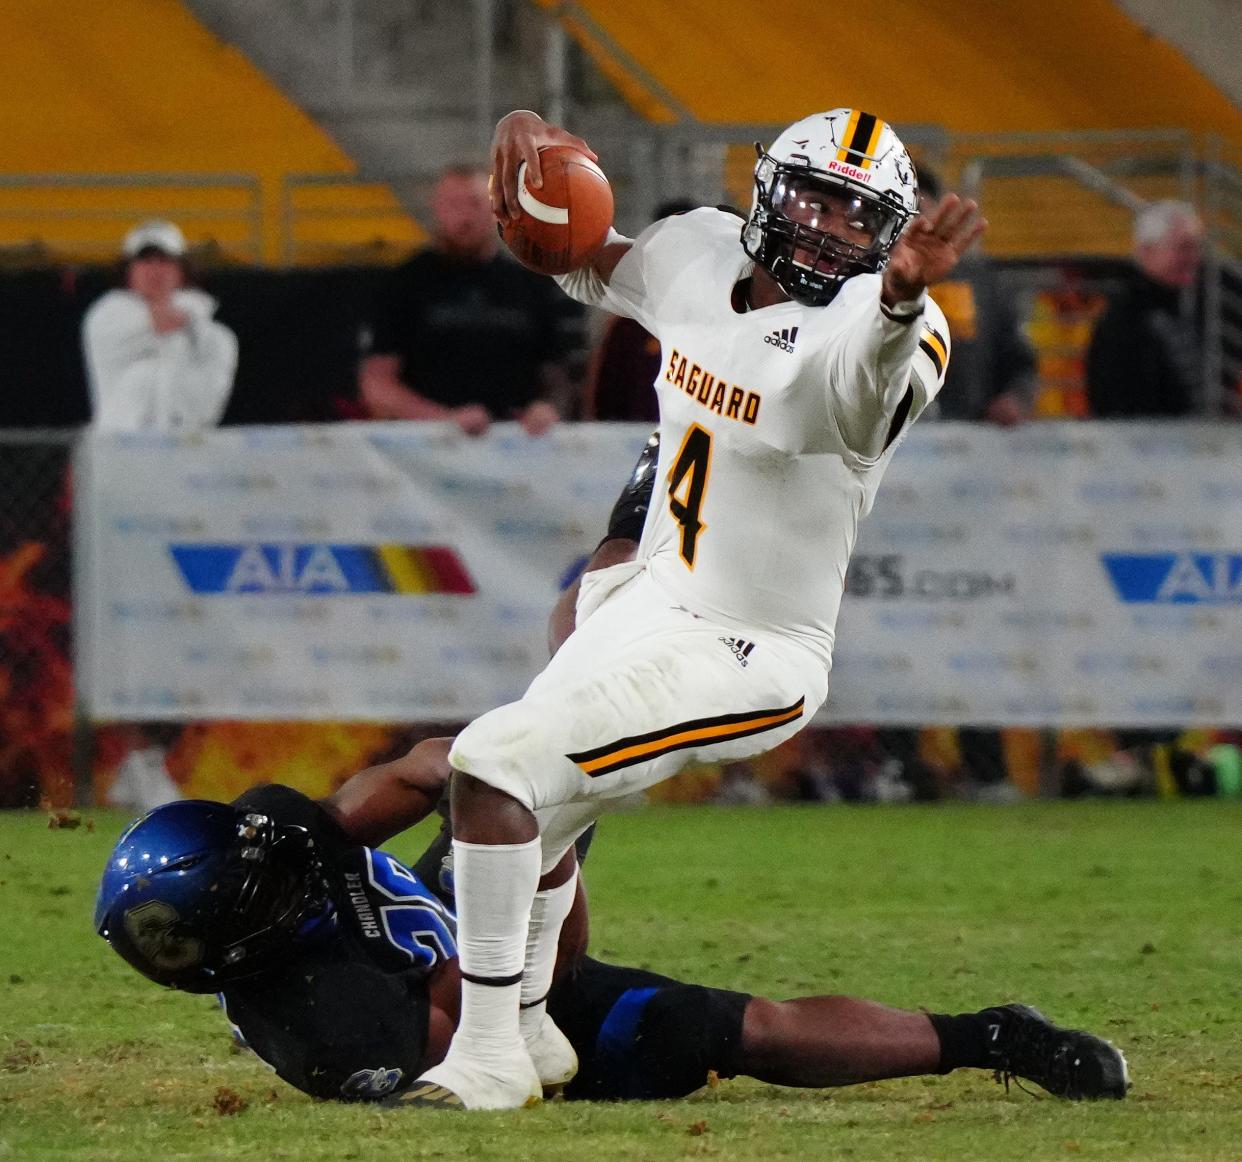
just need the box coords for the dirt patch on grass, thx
[2,1040,44,1071]
[212,1086,248,1116]
[95,1040,156,1064]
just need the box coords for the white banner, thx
[78,422,650,722]
[79,421,1242,726]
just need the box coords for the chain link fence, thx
[0,431,76,807]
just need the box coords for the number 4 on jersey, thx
[668,424,712,568]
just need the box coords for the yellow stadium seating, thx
[542,0,1242,256]
[0,0,421,262]
[540,0,1242,138]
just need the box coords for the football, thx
[500,145,614,275]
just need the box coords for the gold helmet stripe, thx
[838,111,887,169]
[836,110,862,164]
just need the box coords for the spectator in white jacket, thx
[83,220,238,430]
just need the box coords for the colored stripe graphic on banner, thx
[169,543,477,594]
[568,698,806,777]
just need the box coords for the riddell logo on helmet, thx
[827,159,873,183]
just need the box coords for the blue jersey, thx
[220,785,458,1100]
[220,785,747,1104]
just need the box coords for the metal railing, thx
[0,174,263,264]
[1202,148,1242,413]
[0,124,1238,406]
[278,172,425,266]
[944,128,1242,413]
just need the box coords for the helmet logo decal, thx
[123,900,204,972]
[836,110,886,169]
[894,153,916,189]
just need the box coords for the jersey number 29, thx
[668,424,712,568]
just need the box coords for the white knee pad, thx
[450,700,580,814]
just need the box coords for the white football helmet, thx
[742,109,918,306]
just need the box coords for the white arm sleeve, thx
[553,220,668,332]
[906,300,951,419]
[825,279,947,461]
[552,228,632,309]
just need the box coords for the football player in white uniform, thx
[408,108,986,1110]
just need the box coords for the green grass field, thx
[2,801,1240,1161]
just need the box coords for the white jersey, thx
[557,208,948,667]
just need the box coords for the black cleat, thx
[985,1004,1130,1100]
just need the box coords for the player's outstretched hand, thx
[490,110,597,222]
[882,194,987,306]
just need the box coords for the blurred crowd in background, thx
[0,164,1235,434]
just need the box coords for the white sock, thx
[448,836,541,1063]
[519,870,577,1043]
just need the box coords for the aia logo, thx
[763,326,798,353]
[1102,552,1242,604]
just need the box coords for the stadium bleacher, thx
[0,0,420,262]
[536,0,1242,135]
[539,0,1242,259]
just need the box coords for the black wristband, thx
[880,299,924,323]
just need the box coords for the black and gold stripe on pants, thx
[567,698,806,778]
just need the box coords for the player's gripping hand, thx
[882,194,987,307]
[518,399,560,436]
[450,403,491,437]
[490,110,598,222]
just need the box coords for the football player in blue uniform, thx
[96,732,1129,1106]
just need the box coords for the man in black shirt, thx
[1087,201,1203,418]
[358,164,581,435]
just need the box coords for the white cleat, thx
[390,1049,542,1111]
[526,1013,578,1092]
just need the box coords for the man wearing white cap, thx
[82,219,238,430]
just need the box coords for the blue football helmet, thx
[94,799,330,993]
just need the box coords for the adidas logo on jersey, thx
[763,326,799,353]
[719,636,756,667]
